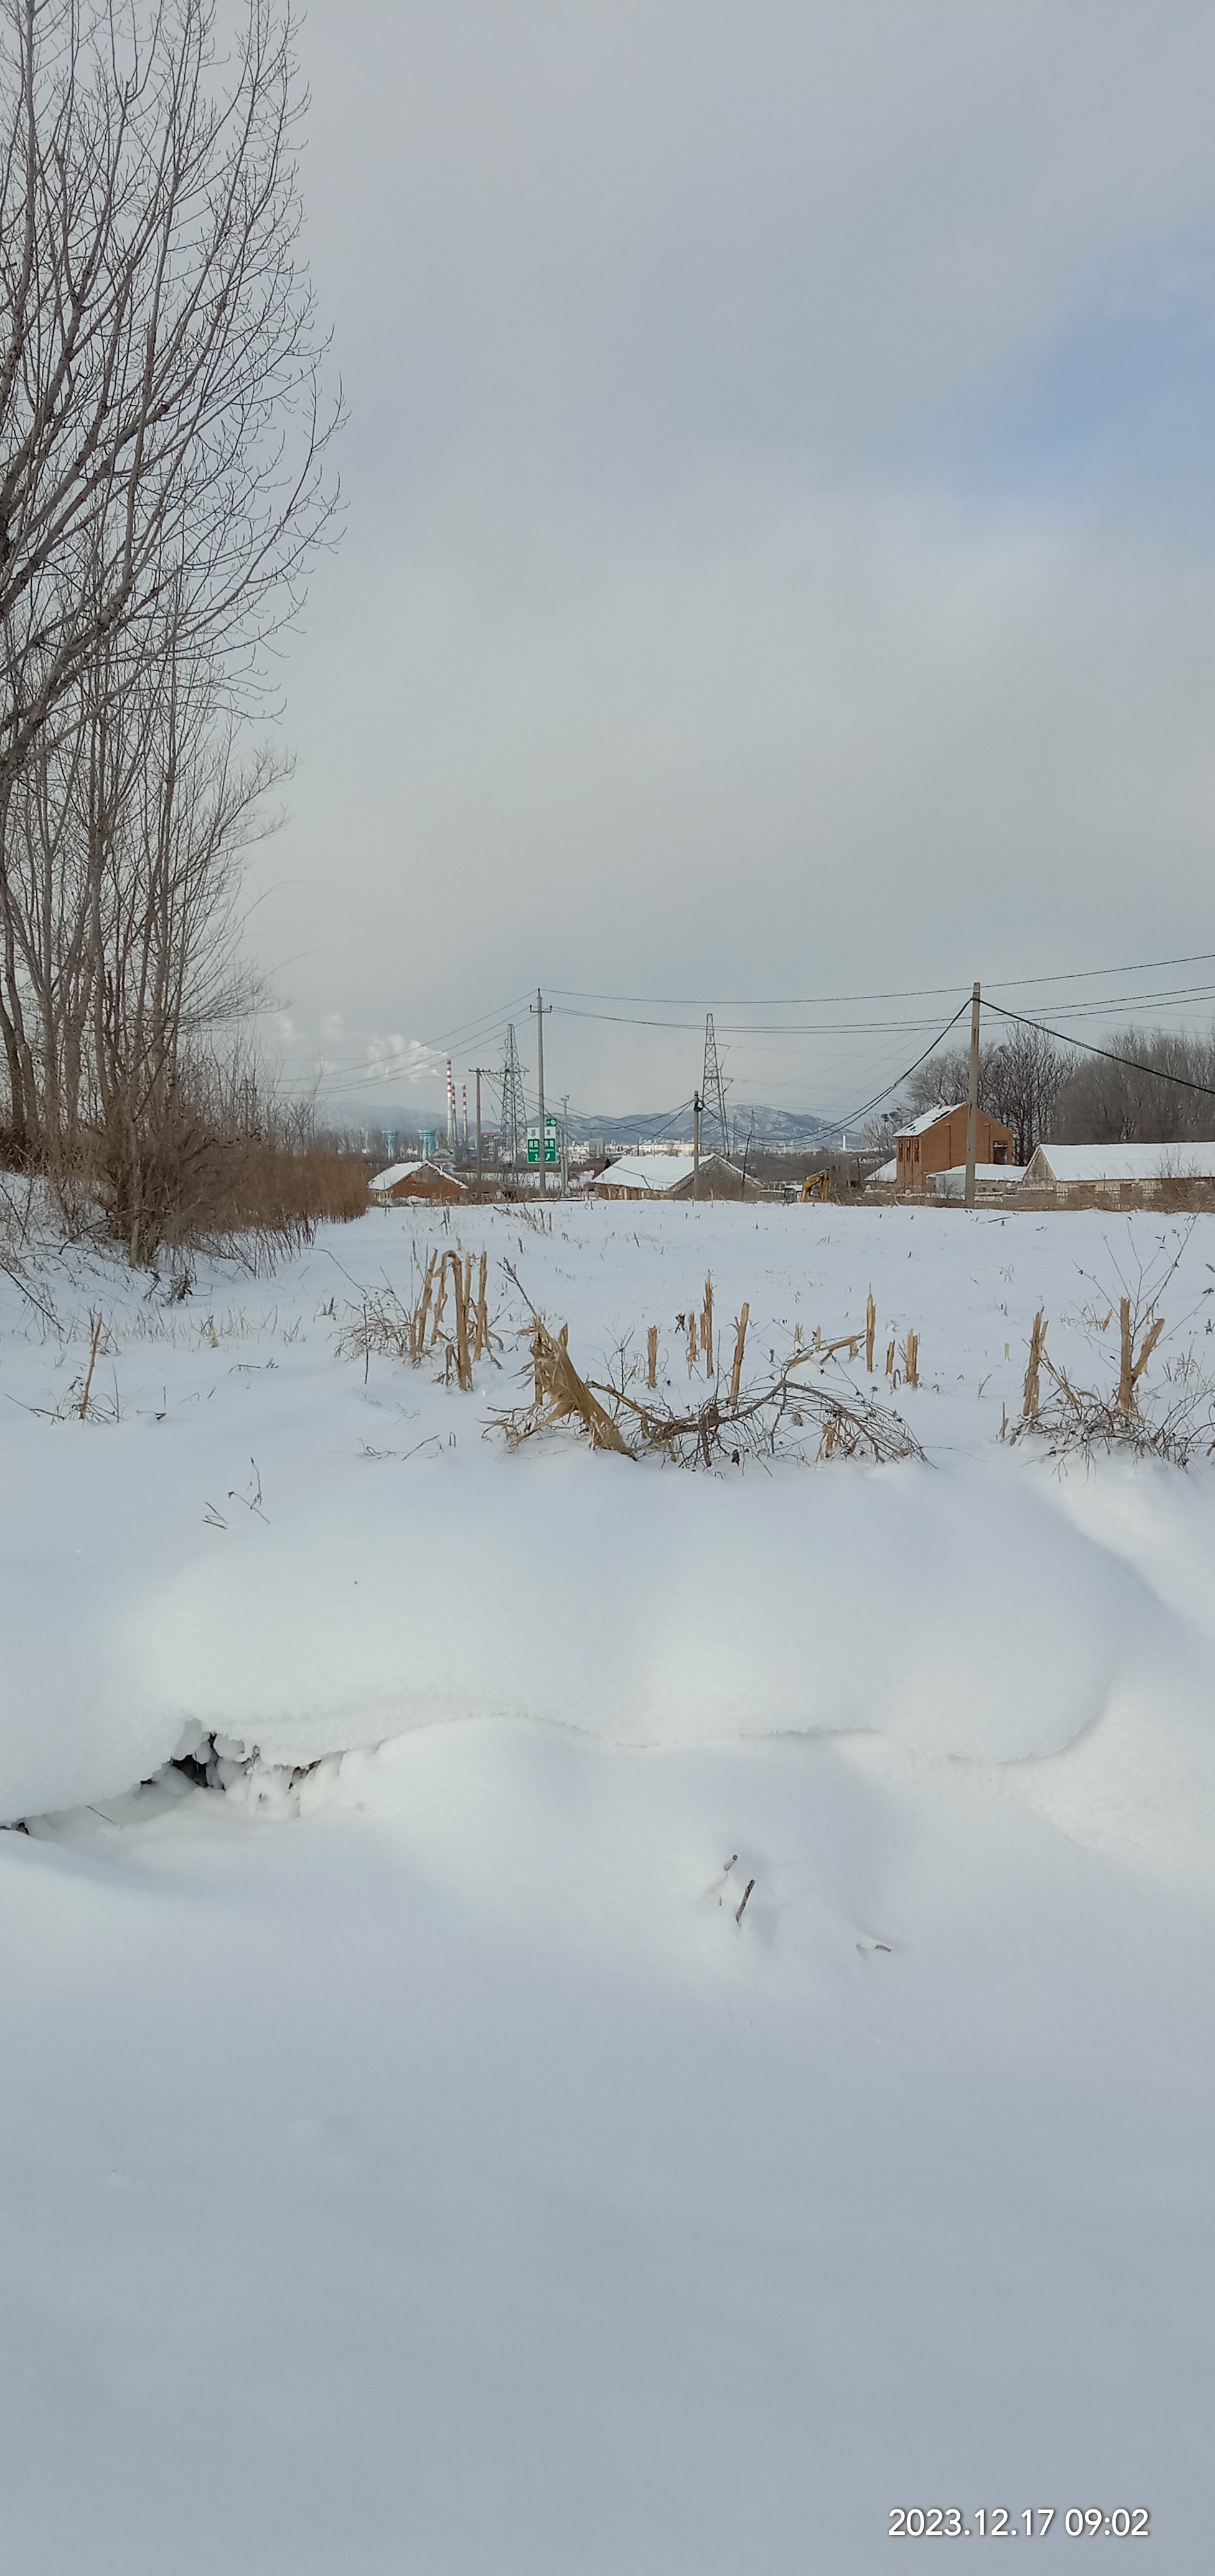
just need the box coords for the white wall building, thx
[1021,1141,1215,1203]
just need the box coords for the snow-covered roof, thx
[1027,1141,1215,1184]
[592,1154,698,1194]
[895,1102,969,1140]
[934,1163,1026,1195]
[369,1160,463,1193]
[868,1157,898,1185]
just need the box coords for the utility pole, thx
[472,1068,495,1197]
[692,1090,701,1197]
[964,981,982,1210]
[532,987,551,1196]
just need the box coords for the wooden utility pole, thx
[532,988,550,1197]
[693,1090,701,1196]
[964,981,981,1209]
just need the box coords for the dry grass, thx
[1013,1230,1214,1463]
[1013,1360,1212,1464]
[337,1247,500,1384]
[44,1078,370,1266]
[520,1320,635,1453]
[494,1262,634,1450]
[230,1145,368,1230]
[495,1264,924,1468]
[144,1139,368,1251]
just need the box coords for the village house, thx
[368,1160,469,1206]
[590,1152,772,1202]
[1021,1141,1215,1206]
[896,1103,1015,1195]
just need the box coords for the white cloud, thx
[243,2,1215,1118]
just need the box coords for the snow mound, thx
[140,1453,1142,1766]
[6,1444,1214,1890]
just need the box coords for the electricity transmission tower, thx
[701,1013,729,1154]
[499,1023,527,1171]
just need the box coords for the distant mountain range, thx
[349,1103,838,1157]
[565,1104,836,1150]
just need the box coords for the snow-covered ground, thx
[2,1195,1214,2570]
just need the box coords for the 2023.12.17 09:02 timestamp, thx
[889,2509,1151,2539]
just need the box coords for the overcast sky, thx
[250,1,1215,1130]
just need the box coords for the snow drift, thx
[2,1202,1215,1895]
[2,1439,1213,1890]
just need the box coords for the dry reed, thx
[338,1244,499,1383]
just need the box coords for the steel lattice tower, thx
[499,1022,527,1170]
[701,1012,729,1152]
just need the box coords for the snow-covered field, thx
[2,1195,1214,2571]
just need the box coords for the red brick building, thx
[895,1104,1014,1195]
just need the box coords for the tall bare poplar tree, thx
[0,0,336,1192]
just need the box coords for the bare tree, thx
[0,679,96,1159]
[906,1024,1066,1164]
[983,1020,1067,1164]
[905,1045,973,1121]
[858,1106,903,1158]
[87,625,283,1259]
[1053,1026,1215,1146]
[0,589,285,1245]
[0,0,337,1160]
[0,0,334,746]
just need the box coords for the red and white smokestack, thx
[446,1058,457,1153]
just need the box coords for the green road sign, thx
[527,1119,560,1166]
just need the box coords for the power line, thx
[278,946,1215,1125]
[312,976,1215,1094]
[637,1095,696,1142]
[982,1001,1215,1101]
[309,1008,523,1093]
[547,948,1215,1009]
[1011,982,1215,1024]
[425,991,536,1050]
[553,1005,956,1035]
[298,989,535,1079]
[552,975,1215,1039]
[835,1000,973,1131]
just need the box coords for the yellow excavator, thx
[799,1170,830,1202]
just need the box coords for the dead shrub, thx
[495,1264,923,1468]
[1013,1361,1211,1465]
[61,1053,370,1266]
[1013,1226,1214,1463]
[598,1373,924,1468]
[154,1137,368,1249]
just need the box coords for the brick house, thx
[368,1159,468,1205]
[895,1103,1015,1195]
